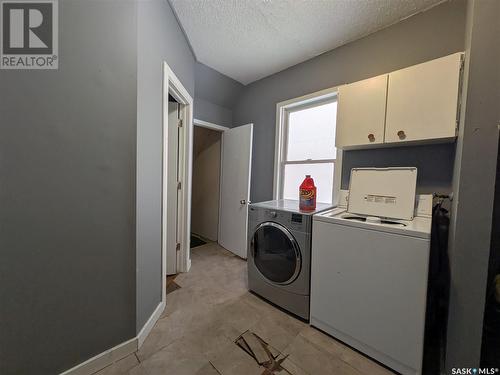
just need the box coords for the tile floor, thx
[95,242,394,375]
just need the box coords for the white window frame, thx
[273,87,342,205]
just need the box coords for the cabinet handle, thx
[368,133,375,142]
[397,130,406,140]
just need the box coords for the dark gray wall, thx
[341,143,456,194]
[446,0,500,369]
[194,97,233,128]
[0,1,137,374]
[233,0,466,203]
[136,0,195,329]
[195,62,244,109]
[194,62,244,127]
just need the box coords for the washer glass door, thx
[251,222,301,284]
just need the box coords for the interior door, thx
[219,124,253,258]
[166,102,179,275]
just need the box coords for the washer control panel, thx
[249,207,310,233]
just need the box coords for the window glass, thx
[283,163,334,204]
[286,101,337,161]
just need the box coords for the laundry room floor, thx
[94,242,394,375]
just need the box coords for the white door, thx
[335,74,388,148]
[385,52,462,143]
[166,102,180,275]
[219,124,253,259]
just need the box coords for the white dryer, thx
[311,168,432,375]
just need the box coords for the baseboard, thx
[60,301,165,375]
[59,337,137,375]
[137,301,165,348]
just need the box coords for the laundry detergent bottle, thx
[299,175,317,211]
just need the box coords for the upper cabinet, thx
[335,75,388,148]
[335,52,464,149]
[385,52,463,144]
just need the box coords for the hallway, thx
[95,243,393,375]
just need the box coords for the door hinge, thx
[178,119,183,128]
[177,181,182,190]
[176,243,181,252]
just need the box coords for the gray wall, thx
[233,0,466,202]
[136,0,195,330]
[0,1,137,374]
[194,62,244,127]
[341,143,456,194]
[446,0,500,369]
[194,97,233,128]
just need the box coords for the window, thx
[275,91,339,204]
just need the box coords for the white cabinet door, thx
[336,74,388,149]
[385,52,462,143]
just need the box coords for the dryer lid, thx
[347,167,418,221]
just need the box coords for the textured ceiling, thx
[170,0,444,85]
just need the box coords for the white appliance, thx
[310,168,432,375]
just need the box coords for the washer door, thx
[251,222,301,285]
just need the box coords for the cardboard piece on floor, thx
[235,335,253,357]
[241,331,270,365]
[235,330,292,374]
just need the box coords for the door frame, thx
[273,86,342,205]
[162,62,193,304]
[192,118,229,244]
[193,118,229,133]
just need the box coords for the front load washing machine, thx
[247,199,332,320]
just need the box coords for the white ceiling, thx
[170,0,444,85]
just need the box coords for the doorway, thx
[191,125,223,246]
[163,62,254,302]
[188,119,254,260]
[166,96,182,276]
[162,62,193,308]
